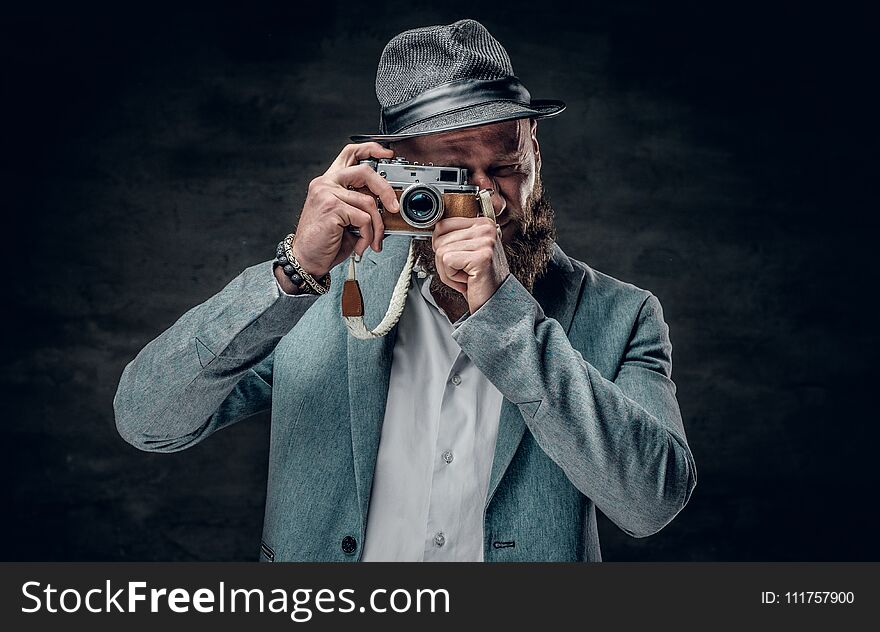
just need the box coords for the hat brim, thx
[350,99,565,143]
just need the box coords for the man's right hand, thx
[289,143,401,279]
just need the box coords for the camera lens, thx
[400,185,443,228]
[407,192,435,220]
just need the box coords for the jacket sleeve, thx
[451,273,697,538]
[113,260,319,453]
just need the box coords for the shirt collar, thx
[416,271,441,311]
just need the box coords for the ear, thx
[529,119,542,172]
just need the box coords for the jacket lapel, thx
[347,238,410,523]
[485,243,586,506]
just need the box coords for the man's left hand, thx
[431,216,510,314]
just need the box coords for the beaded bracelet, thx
[274,234,331,295]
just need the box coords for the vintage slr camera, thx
[349,157,484,238]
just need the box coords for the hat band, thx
[380,76,532,134]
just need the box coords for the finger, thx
[331,230,361,268]
[433,216,496,235]
[449,269,472,283]
[333,188,386,252]
[340,206,375,257]
[440,250,489,278]
[447,279,468,294]
[336,164,400,214]
[326,142,395,174]
[333,187,377,214]
[326,142,389,173]
[434,236,497,254]
[434,248,472,294]
[437,273,468,295]
[432,218,498,251]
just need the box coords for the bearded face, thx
[390,118,556,307]
[412,173,557,304]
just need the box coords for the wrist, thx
[274,264,305,295]
[290,241,328,279]
[274,234,331,295]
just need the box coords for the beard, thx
[412,174,557,305]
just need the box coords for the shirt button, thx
[442,450,454,464]
[451,373,462,386]
[433,532,446,547]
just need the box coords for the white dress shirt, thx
[360,270,503,561]
[276,268,504,561]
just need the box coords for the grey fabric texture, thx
[113,238,697,562]
[352,19,565,142]
[113,260,319,453]
[376,19,516,107]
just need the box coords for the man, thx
[114,19,697,562]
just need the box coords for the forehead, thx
[392,119,528,161]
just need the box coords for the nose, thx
[470,172,506,221]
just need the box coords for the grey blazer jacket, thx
[113,238,697,562]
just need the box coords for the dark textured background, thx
[2,1,877,561]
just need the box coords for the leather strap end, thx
[342,279,365,317]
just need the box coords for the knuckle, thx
[318,190,337,207]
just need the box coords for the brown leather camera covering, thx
[354,188,482,234]
[383,189,481,234]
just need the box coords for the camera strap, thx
[342,189,496,339]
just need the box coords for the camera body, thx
[351,157,483,238]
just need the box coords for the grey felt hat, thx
[350,19,565,143]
